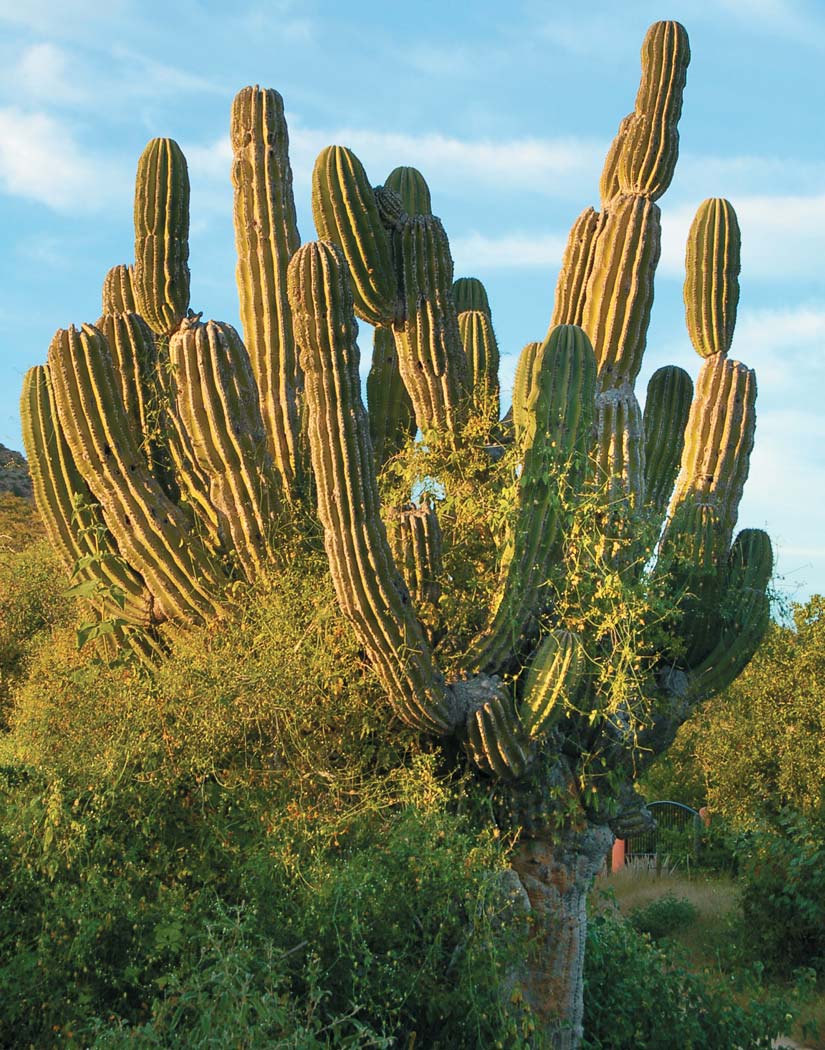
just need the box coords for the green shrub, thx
[738,806,825,976]
[628,892,698,940]
[583,905,799,1049]
[0,560,537,1048]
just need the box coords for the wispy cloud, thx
[286,123,604,199]
[0,106,127,211]
[451,231,567,271]
[661,192,825,280]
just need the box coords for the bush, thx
[583,905,800,1049]
[0,560,538,1048]
[738,806,825,976]
[628,892,697,940]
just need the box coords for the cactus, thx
[133,138,191,336]
[366,326,417,468]
[21,22,776,1045]
[684,197,741,358]
[102,265,137,315]
[385,165,432,215]
[231,86,302,499]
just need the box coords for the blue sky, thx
[1,0,823,602]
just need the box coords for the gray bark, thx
[511,823,614,1049]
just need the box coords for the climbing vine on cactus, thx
[21,20,773,1050]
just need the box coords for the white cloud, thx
[286,122,604,199]
[450,231,567,271]
[13,42,89,105]
[0,106,126,211]
[661,192,825,279]
[730,306,825,387]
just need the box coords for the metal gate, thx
[624,800,703,869]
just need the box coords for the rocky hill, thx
[0,444,32,499]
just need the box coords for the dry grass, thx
[595,865,825,1050]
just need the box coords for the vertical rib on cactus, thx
[458,309,500,424]
[311,146,396,326]
[47,324,226,624]
[470,325,597,675]
[102,265,137,315]
[231,86,302,498]
[287,240,459,735]
[599,114,634,206]
[366,326,416,469]
[592,389,645,511]
[643,365,693,520]
[511,340,542,442]
[21,364,156,626]
[684,198,741,358]
[385,165,432,216]
[384,503,443,611]
[169,320,283,580]
[465,693,530,779]
[617,21,690,201]
[581,194,661,391]
[550,207,600,328]
[690,530,773,699]
[453,277,491,316]
[521,630,584,738]
[133,138,190,336]
[394,214,470,434]
[669,354,757,546]
[94,312,177,500]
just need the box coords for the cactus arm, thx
[393,214,471,434]
[453,276,490,316]
[521,630,584,738]
[550,207,600,329]
[643,365,693,520]
[668,355,756,545]
[287,240,460,735]
[457,309,500,425]
[169,320,284,580]
[599,114,634,206]
[469,325,597,675]
[384,503,443,611]
[311,146,397,326]
[617,21,690,201]
[511,340,542,442]
[366,325,416,469]
[231,86,302,498]
[21,364,156,626]
[684,197,741,359]
[465,693,531,780]
[133,138,191,336]
[101,265,137,315]
[385,165,432,215]
[581,195,661,391]
[47,324,226,624]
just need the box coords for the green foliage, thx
[0,538,72,725]
[582,904,801,1049]
[738,806,825,976]
[627,891,698,939]
[0,558,537,1048]
[643,596,825,830]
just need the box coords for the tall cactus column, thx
[231,86,303,501]
[287,240,461,735]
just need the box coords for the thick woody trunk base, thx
[511,823,614,1050]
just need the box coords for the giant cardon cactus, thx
[21,22,773,1050]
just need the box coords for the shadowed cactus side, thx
[20,23,777,1049]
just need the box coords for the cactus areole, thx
[22,21,773,1050]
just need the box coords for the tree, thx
[20,22,772,1049]
[646,597,825,831]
